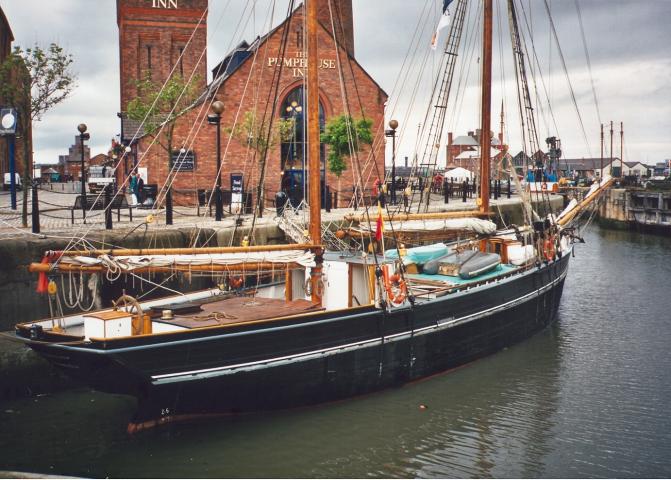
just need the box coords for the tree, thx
[321,115,373,192]
[0,43,76,226]
[229,110,293,216]
[126,74,201,179]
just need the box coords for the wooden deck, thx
[153,296,323,329]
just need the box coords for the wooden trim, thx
[86,304,378,344]
[344,210,492,222]
[48,243,321,258]
[285,265,293,302]
[367,265,376,304]
[347,263,353,308]
[29,262,304,275]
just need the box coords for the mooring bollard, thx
[104,185,113,230]
[31,183,40,234]
[166,187,173,225]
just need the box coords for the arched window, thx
[280,86,326,204]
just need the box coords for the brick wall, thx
[117,0,208,111]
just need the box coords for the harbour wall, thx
[598,188,671,234]
[0,196,562,400]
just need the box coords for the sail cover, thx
[359,218,497,235]
[59,250,316,271]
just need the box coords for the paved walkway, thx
[0,182,523,241]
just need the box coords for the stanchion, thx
[166,187,173,225]
[462,180,467,203]
[507,178,511,198]
[31,183,40,234]
[104,184,113,230]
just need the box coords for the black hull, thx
[25,254,570,429]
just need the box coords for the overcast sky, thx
[2,0,670,167]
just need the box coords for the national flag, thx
[431,0,454,50]
[375,204,384,242]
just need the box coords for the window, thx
[146,45,153,78]
[296,27,304,49]
[178,46,184,77]
[280,86,325,172]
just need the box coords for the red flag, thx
[375,205,384,241]
[36,256,50,294]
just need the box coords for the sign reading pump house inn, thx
[268,51,337,78]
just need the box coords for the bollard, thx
[444,179,449,204]
[325,185,331,212]
[215,186,223,221]
[31,183,40,234]
[166,187,173,225]
[104,184,113,230]
[462,180,467,203]
[507,178,511,199]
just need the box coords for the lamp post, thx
[77,123,90,222]
[385,119,399,204]
[208,100,225,221]
[123,145,131,191]
[285,101,303,204]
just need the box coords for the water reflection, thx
[0,321,565,478]
[2,226,671,478]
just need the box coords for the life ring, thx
[543,236,555,261]
[303,276,323,298]
[383,265,407,305]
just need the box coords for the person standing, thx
[136,173,145,205]
[129,172,138,205]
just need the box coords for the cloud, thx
[1,0,669,166]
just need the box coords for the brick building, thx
[58,136,91,181]
[117,0,386,206]
[0,6,32,181]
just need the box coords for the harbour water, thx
[0,226,670,478]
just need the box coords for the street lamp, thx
[285,101,303,202]
[385,119,399,204]
[208,100,225,221]
[77,123,90,222]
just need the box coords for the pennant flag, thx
[431,0,454,50]
[375,204,384,242]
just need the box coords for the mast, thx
[479,0,493,214]
[600,123,604,177]
[306,0,323,304]
[620,121,624,174]
[307,0,321,243]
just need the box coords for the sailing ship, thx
[14,0,612,432]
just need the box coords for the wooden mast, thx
[307,0,323,304]
[479,0,493,214]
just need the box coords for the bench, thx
[71,193,133,224]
